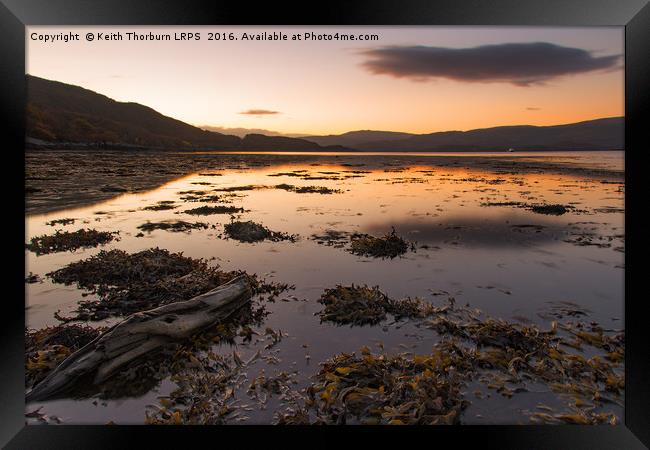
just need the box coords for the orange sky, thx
[26,26,624,135]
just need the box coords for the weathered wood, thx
[26,275,252,403]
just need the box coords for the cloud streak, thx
[361,42,621,86]
[239,109,280,115]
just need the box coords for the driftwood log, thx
[26,275,252,403]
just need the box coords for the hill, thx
[349,118,624,151]
[26,75,244,149]
[303,130,415,148]
[240,134,346,152]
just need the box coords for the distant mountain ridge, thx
[303,130,416,147]
[356,118,623,151]
[199,125,305,138]
[307,118,624,151]
[26,75,623,152]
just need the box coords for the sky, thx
[27,26,624,136]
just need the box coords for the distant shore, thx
[25,140,623,153]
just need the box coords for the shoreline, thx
[25,150,624,216]
[26,144,624,153]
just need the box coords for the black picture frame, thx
[1,1,648,448]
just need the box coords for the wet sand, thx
[26,150,623,215]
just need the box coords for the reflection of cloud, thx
[363,214,565,248]
[361,42,622,86]
[239,109,280,115]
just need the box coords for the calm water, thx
[25,151,624,424]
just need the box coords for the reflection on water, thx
[25,152,624,424]
[364,213,568,247]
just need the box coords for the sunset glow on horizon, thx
[27,26,624,136]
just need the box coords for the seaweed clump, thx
[318,285,391,325]
[137,221,209,233]
[422,302,624,424]
[183,205,244,215]
[311,229,415,259]
[317,285,438,326]
[307,296,623,425]
[25,324,105,389]
[213,185,265,192]
[46,218,76,226]
[274,184,342,195]
[142,201,177,211]
[182,194,234,203]
[310,230,351,248]
[224,221,296,243]
[46,247,288,322]
[349,228,411,259]
[25,272,42,283]
[47,248,243,320]
[210,184,341,195]
[26,229,118,255]
[274,407,312,425]
[145,329,297,424]
[145,351,244,424]
[530,204,569,216]
[307,345,469,424]
[481,201,571,216]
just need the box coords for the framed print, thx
[1,0,648,448]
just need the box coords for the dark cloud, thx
[360,42,621,86]
[526,107,541,111]
[239,109,280,115]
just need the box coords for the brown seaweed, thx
[26,229,118,255]
[137,221,209,233]
[349,228,411,259]
[223,221,297,243]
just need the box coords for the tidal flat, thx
[25,150,624,425]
